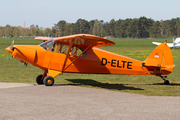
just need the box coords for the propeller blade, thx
[10,40,14,50]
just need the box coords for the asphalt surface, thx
[0,82,180,120]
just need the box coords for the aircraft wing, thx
[152,42,162,46]
[166,43,173,48]
[34,37,52,41]
[152,42,174,48]
[53,34,115,47]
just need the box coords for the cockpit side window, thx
[55,43,86,57]
[40,41,87,57]
[56,44,69,54]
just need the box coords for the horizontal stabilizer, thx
[161,65,175,69]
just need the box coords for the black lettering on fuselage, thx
[101,58,107,65]
[101,58,133,69]
[121,61,126,68]
[117,60,121,68]
[111,59,116,67]
[127,62,132,69]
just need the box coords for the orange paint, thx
[5,34,175,86]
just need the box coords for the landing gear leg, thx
[160,76,169,85]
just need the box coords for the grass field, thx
[1,38,180,96]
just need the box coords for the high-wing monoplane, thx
[5,34,175,86]
[152,38,180,48]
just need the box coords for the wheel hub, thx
[47,80,51,83]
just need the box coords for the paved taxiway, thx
[0,82,180,120]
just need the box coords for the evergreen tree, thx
[149,21,162,38]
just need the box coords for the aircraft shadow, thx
[64,79,144,91]
[152,83,180,86]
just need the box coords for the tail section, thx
[144,42,174,75]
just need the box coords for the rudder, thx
[144,42,174,75]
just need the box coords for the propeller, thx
[10,40,14,50]
[5,40,15,53]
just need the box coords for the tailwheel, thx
[164,80,169,85]
[36,75,44,85]
[43,76,54,86]
[160,76,170,85]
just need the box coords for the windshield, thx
[39,39,55,51]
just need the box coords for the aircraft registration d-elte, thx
[5,34,175,86]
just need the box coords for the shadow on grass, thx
[64,79,144,91]
[152,83,180,86]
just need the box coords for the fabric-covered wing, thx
[152,42,162,46]
[34,37,52,41]
[53,34,115,47]
[166,43,173,48]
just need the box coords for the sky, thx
[1,0,180,28]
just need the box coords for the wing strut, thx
[61,39,74,71]
[62,43,93,72]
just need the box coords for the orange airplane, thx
[5,34,174,86]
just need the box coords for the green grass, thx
[1,38,180,96]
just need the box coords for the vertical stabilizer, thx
[144,42,174,75]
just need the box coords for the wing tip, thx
[34,37,52,41]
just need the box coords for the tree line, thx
[1,16,180,38]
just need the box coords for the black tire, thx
[43,76,54,86]
[36,75,44,85]
[164,80,170,85]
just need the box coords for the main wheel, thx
[36,75,44,85]
[43,76,54,86]
[164,80,169,85]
